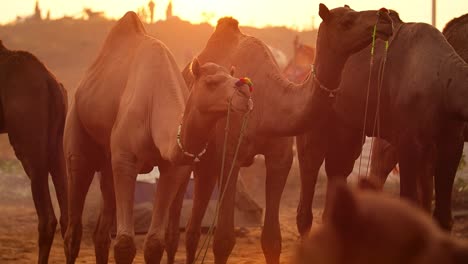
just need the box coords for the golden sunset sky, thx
[0,0,467,30]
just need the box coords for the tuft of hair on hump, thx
[112,11,147,36]
[388,10,403,24]
[214,17,241,34]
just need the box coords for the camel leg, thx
[369,138,398,189]
[144,163,192,263]
[17,151,57,264]
[296,132,326,237]
[63,110,100,264]
[93,159,116,264]
[322,128,362,221]
[213,165,240,264]
[185,155,219,264]
[261,139,293,264]
[49,136,68,239]
[433,126,464,231]
[397,136,434,210]
[112,152,138,264]
[165,170,190,264]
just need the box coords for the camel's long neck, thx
[444,55,468,121]
[256,44,348,136]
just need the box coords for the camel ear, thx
[319,3,331,22]
[191,58,201,79]
[230,66,236,76]
[326,182,358,233]
[344,4,350,8]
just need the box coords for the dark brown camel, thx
[296,11,468,236]
[62,12,253,264]
[0,40,68,264]
[165,4,393,264]
[369,13,468,190]
[295,181,468,264]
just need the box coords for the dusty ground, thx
[1,158,467,263]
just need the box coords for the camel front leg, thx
[398,136,435,212]
[296,132,326,237]
[213,165,240,264]
[165,168,191,264]
[185,155,219,264]
[261,138,293,264]
[112,152,138,264]
[433,124,464,231]
[144,163,192,264]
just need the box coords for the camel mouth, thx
[376,23,393,41]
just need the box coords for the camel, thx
[294,181,468,264]
[62,12,253,264]
[0,40,68,264]
[296,10,468,237]
[369,13,468,189]
[168,4,393,264]
[283,36,315,83]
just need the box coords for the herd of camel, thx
[1,3,468,264]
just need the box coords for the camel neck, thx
[313,47,348,92]
[174,110,217,163]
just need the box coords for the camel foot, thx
[114,234,136,264]
[144,233,165,264]
[296,210,313,237]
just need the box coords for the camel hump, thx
[215,17,240,34]
[443,13,468,34]
[112,11,147,36]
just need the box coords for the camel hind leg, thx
[49,135,68,239]
[261,137,293,264]
[93,159,116,264]
[63,109,101,264]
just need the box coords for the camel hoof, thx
[114,235,136,264]
[433,211,453,232]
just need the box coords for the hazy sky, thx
[0,0,467,30]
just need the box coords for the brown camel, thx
[296,10,468,236]
[168,4,393,264]
[0,40,68,264]
[283,37,315,83]
[62,12,253,264]
[294,181,468,264]
[369,13,468,189]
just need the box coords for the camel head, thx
[316,3,393,55]
[185,58,253,118]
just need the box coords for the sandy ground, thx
[1,159,467,264]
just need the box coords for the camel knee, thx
[38,216,57,244]
[59,214,68,238]
[143,232,165,264]
[114,234,136,264]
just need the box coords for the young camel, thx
[171,4,393,264]
[0,41,68,264]
[63,12,253,264]
[295,181,468,264]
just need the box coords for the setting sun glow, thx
[0,0,467,30]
